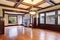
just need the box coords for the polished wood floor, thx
[0,26,60,40]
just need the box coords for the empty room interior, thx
[0,0,60,40]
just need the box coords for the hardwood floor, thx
[0,26,60,40]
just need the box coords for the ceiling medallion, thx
[31,0,34,2]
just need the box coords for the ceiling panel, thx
[38,2,51,8]
[7,0,17,2]
[51,0,60,4]
[0,0,15,6]
[18,4,30,9]
[0,6,29,12]
[30,7,39,10]
[23,0,43,5]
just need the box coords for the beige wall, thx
[4,14,8,26]
[0,7,3,17]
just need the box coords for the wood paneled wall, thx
[0,18,4,34]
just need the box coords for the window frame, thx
[8,15,17,24]
[39,10,59,25]
[40,13,45,24]
[46,11,56,24]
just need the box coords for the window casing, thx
[40,13,45,24]
[58,10,60,24]
[8,15,17,24]
[46,11,55,24]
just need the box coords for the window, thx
[18,15,22,24]
[31,15,33,23]
[8,16,16,24]
[40,13,44,24]
[46,11,55,24]
[58,10,60,24]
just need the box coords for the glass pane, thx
[58,10,60,24]
[18,16,22,24]
[46,12,55,24]
[40,13,44,24]
[31,15,33,23]
[8,16,16,24]
[36,14,39,25]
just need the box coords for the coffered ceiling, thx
[0,0,15,6]
[22,0,43,5]
[18,4,30,9]
[0,0,60,13]
[51,0,60,4]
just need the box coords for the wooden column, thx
[32,14,37,28]
[0,18,4,34]
[55,10,58,25]
[38,14,40,26]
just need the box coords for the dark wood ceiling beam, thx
[27,6,32,11]
[33,6,42,9]
[14,0,23,8]
[45,0,56,5]
[38,3,60,11]
[50,0,57,5]
[3,9,28,14]
[17,8,28,10]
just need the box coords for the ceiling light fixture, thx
[29,11,36,15]
[29,6,37,15]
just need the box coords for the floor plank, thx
[0,26,60,40]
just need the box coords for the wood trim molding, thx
[14,0,23,7]
[50,0,57,5]
[3,9,28,14]
[0,4,13,7]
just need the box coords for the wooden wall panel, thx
[0,18,4,34]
